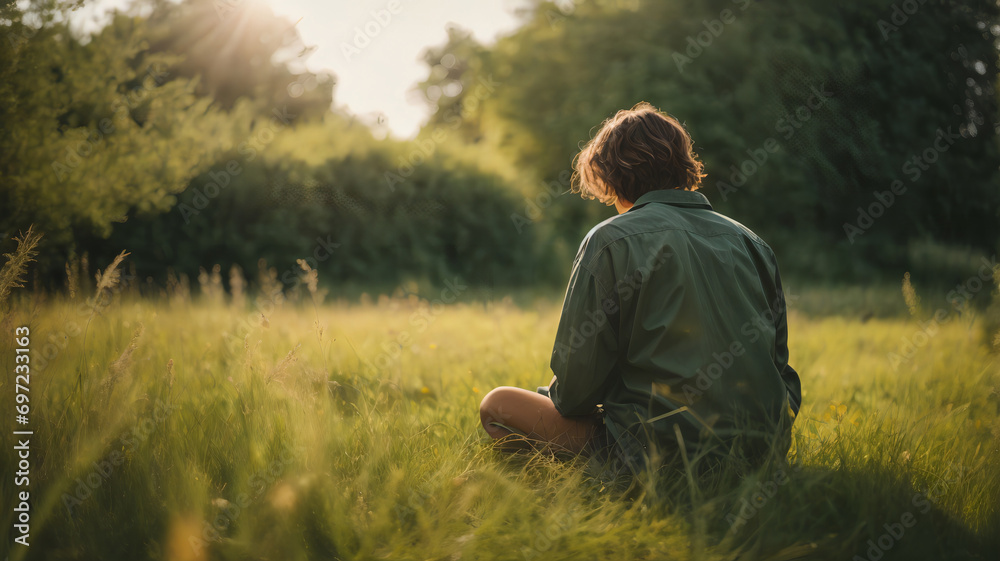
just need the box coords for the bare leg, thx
[479,386,602,454]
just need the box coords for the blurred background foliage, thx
[1,0,999,294]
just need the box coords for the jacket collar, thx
[628,189,712,212]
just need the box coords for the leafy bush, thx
[83,139,561,290]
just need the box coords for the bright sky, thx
[74,0,530,139]
[272,0,528,138]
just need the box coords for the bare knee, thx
[479,386,522,437]
[479,386,514,425]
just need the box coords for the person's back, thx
[479,101,800,478]
[549,187,800,473]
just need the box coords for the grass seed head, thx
[0,225,43,314]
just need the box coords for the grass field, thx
[1,276,999,561]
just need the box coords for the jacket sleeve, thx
[548,261,620,416]
[772,267,801,416]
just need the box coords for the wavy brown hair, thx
[572,102,706,205]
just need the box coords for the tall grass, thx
[0,226,42,317]
[0,269,998,560]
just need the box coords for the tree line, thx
[2,0,998,294]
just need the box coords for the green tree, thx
[418,0,1000,278]
[414,25,493,143]
[0,2,247,255]
[1,0,336,279]
[143,0,334,119]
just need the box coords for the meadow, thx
[1,266,999,561]
[2,0,999,559]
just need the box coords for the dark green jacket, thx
[547,188,800,471]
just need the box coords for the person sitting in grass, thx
[479,102,801,477]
